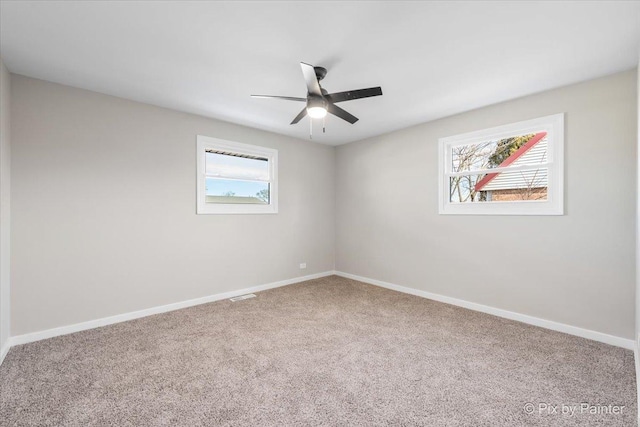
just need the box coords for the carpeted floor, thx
[0,275,636,426]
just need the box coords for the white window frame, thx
[196,135,278,215]
[438,113,564,215]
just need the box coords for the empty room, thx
[1,1,639,426]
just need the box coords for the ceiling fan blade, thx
[290,107,308,125]
[326,87,383,103]
[300,62,322,96]
[251,95,306,102]
[327,103,358,124]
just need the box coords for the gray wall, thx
[10,75,335,336]
[336,70,637,340]
[0,59,10,350]
[7,69,638,342]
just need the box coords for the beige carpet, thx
[0,275,636,426]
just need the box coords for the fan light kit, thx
[306,96,328,118]
[307,107,327,119]
[252,62,383,138]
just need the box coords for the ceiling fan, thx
[251,62,383,135]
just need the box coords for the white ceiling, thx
[1,1,639,145]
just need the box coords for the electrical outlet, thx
[299,263,307,269]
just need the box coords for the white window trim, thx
[196,135,278,215]
[438,113,564,215]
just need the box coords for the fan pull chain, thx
[309,118,313,139]
[323,116,326,133]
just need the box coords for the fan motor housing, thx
[307,96,327,109]
[314,66,327,81]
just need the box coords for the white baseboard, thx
[3,270,634,367]
[6,271,335,351]
[335,271,635,350]
[0,340,10,366]
[635,335,640,420]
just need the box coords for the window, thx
[197,135,278,214]
[438,114,564,215]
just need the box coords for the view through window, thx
[449,132,548,203]
[205,151,270,205]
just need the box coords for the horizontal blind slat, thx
[205,149,268,161]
